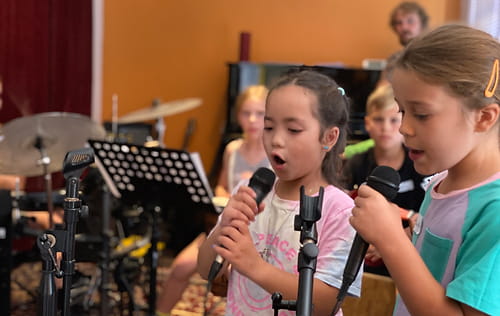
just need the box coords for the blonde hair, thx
[235,85,268,113]
[366,84,396,115]
[393,24,500,110]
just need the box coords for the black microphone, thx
[207,167,276,282]
[332,165,400,315]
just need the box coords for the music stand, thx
[88,139,218,315]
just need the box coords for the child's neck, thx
[241,136,264,150]
[275,175,328,201]
[373,144,405,170]
[438,144,500,194]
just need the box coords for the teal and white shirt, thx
[394,171,500,315]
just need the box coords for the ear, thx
[323,126,340,149]
[364,116,373,133]
[474,103,500,133]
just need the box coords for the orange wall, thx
[102,0,460,174]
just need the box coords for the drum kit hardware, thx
[117,97,202,123]
[116,97,202,147]
[0,112,106,229]
[2,97,202,315]
[0,112,106,177]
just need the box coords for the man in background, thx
[389,1,429,47]
[343,2,430,159]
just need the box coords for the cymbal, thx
[118,98,202,123]
[0,112,106,177]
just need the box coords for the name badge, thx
[414,214,423,235]
[398,179,415,193]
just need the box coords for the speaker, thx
[0,190,12,311]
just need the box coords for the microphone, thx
[207,167,276,282]
[332,165,400,315]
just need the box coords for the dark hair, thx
[390,1,429,30]
[267,70,350,186]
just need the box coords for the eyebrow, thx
[265,116,305,124]
[394,97,432,108]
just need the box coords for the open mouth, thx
[408,148,424,161]
[272,154,285,166]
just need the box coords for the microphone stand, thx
[37,148,95,316]
[38,233,58,316]
[272,186,323,316]
[147,205,162,316]
[99,183,112,316]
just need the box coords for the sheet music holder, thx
[88,140,217,214]
[88,139,218,315]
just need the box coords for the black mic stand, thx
[99,183,113,316]
[37,148,95,316]
[38,233,58,316]
[272,186,323,316]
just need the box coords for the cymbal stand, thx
[152,99,166,147]
[155,118,165,147]
[35,135,55,229]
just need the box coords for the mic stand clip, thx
[38,233,59,316]
[271,186,323,316]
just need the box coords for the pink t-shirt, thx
[224,184,360,316]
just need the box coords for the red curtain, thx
[0,0,91,123]
[0,0,92,190]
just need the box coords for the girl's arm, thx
[197,223,227,280]
[377,235,486,316]
[351,185,488,316]
[197,185,261,279]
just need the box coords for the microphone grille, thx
[249,167,276,191]
[366,165,400,200]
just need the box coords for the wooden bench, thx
[342,272,396,316]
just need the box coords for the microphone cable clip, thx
[272,185,323,316]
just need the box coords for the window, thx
[463,0,500,39]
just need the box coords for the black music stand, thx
[88,140,217,316]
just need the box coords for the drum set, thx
[1,98,202,314]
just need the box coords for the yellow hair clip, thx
[485,58,499,98]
